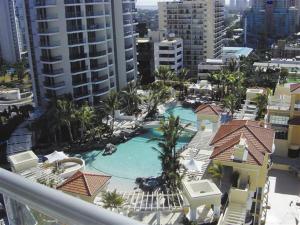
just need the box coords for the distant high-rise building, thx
[0,0,26,63]
[236,0,248,11]
[230,0,236,9]
[158,0,225,75]
[23,0,138,106]
[137,38,155,85]
[245,0,298,48]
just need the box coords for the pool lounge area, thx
[77,105,198,191]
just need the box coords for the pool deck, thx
[266,170,300,225]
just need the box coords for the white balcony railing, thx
[0,168,143,225]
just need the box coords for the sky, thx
[136,0,230,6]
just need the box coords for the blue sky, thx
[136,0,229,6]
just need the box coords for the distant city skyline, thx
[137,0,230,6]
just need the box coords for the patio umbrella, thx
[45,151,68,163]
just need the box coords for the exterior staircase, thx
[221,203,247,225]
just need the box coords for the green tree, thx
[254,92,269,119]
[56,99,76,142]
[120,83,142,116]
[279,68,289,84]
[102,190,125,209]
[75,103,95,140]
[104,91,119,134]
[152,115,189,191]
[14,59,27,81]
[223,94,238,117]
[144,83,171,118]
[176,68,190,100]
[208,163,223,187]
[154,66,175,85]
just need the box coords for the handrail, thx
[0,168,144,225]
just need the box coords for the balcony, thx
[74,90,90,99]
[90,63,107,71]
[66,12,83,19]
[67,25,85,32]
[92,74,108,83]
[89,50,107,58]
[64,0,82,4]
[86,11,105,17]
[85,0,108,3]
[40,55,62,63]
[126,65,134,72]
[88,38,106,44]
[71,66,88,74]
[294,102,300,111]
[42,68,64,76]
[35,0,56,7]
[0,168,143,225]
[73,78,89,86]
[44,81,65,89]
[69,53,87,60]
[38,27,59,35]
[87,24,105,31]
[68,39,86,46]
[93,86,109,96]
[36,14,58,21]
[40,41,60,48]
[127,74,135,82]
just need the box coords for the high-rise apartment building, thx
[23,0,138,106]
[245,0,298,48]
[0,0,26,63]
[158,0,225,76]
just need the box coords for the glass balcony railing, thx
[0,168,143,225]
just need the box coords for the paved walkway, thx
[6,109,43,157]
[266,170,300,225]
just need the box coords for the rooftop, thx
[195,104,223,116]
[210,120,275,166]
[57,171,111,197]
[222,47,253,58]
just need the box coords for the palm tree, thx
[254,93,269,119]
[208,163,223,187]
[120,83,142,116]
[102,190,125,209]
[279,68,289,84]
[176,68,190,100]
[104,91,119,134]
[75,103,95,140]
[14,59,27,81]
[209,71,225,100]
[56,99,76,142]
[144,83,171,118]
[152,115,189,191]
[154,66,175,85]
[223,94,238,117]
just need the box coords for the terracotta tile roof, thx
[195,104,223,116]
[209,120,275,166]
[289,117,300,125]
[57,171,111,197]
[290,83,300,93]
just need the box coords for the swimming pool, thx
[77,105,197,190]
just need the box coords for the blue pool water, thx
[77,105,197,189]
[164,105,197,126]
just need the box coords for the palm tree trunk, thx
[67,122,74,142]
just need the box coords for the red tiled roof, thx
[290,83,300,93]
[195,104,223,116]
[209,120,275,166]
[57,171,111,196]
[289,117,300,125]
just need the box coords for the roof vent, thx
[232,138,248,162]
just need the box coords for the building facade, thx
[158,0,225,75]
[136,38,155,85]
[245,0,298,48]
[154,36,183,74]
[0,0,26,63]
[23,0,138,106]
